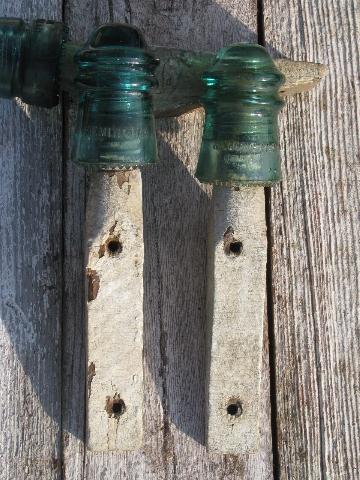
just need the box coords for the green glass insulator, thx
[195,44,285,186]
[0,18,66,107]
[72,24,159,169]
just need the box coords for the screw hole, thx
[223,226,243,256]
[107,238,122,256]
[105,395,126,418]
[226,401,242,417]
[229,241,243,256]
[112,399,125,415]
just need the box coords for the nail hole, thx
[229,241,243,256]
[107,238,122,256]
[223,226,243,256]
[112,399,125,415]
[105,395,126,418]
[226,401,243,417]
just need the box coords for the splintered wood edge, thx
[276,59,328,96]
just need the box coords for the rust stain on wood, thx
[105,393,126,418]
[98,244,106,258]
[223,226,243,256]
[87,362,96,399]
[109,221,118,235]
[87,269,100,301]
[117,172,131,190]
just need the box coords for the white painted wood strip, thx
[86,170,144,451]
[206,186,267,454]
[265,0,360,478]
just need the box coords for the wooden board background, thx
[264,1,360,479]
[0,0,359,479]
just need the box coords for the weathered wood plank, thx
[125,0,258,51]
[61,0,274,478]
[264,0,360,478]
[106,3,271,475]
[61,6,95,479]
[0,3,63,479]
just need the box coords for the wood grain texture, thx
[61,6,94,479]
[0,2,63,479]
[0,0,357,479]
[264,1,360,478]
[206,187,267,454]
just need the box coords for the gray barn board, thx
[0,1,359,480]
[264,1,360,479]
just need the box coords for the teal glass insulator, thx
[0,18,66,107]
[195,44,285,186]
[72,24,159,169]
